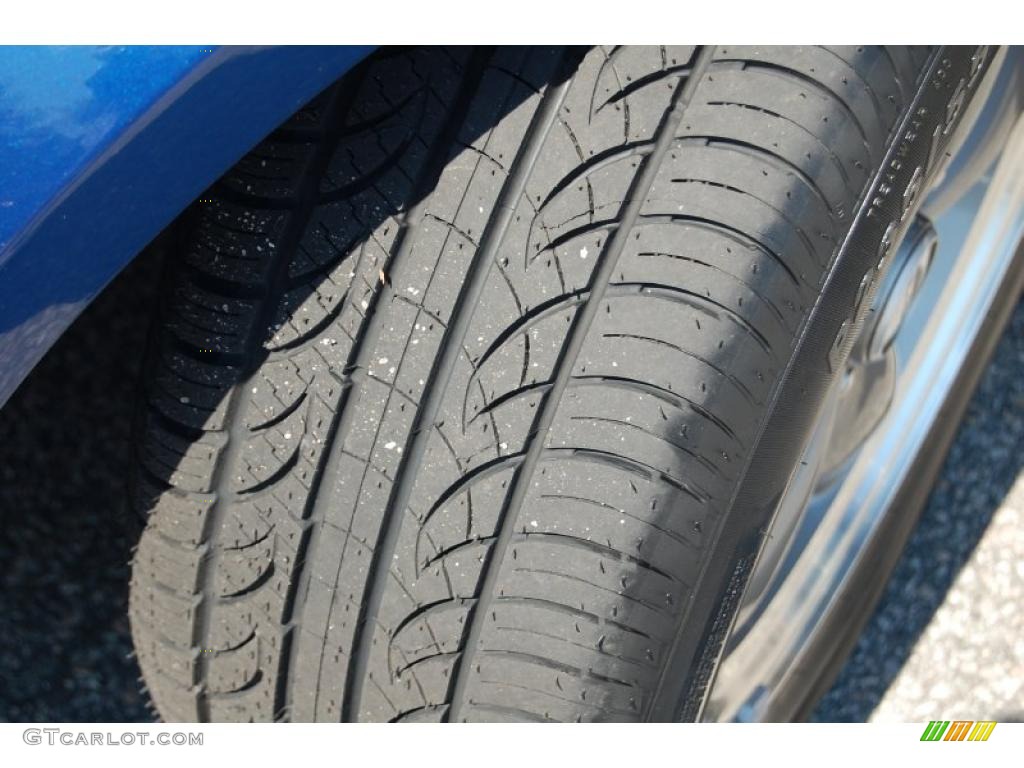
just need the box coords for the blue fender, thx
[0,45,373,406]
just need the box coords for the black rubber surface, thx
[664,46,996,720]
[4,242,1021,722]
[128,45,981,722]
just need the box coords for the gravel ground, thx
[868,480,1024,722]
[0,246,163,722]
[0,242,1021,723]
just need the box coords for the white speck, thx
[384,441,397,450]
[252,387,258,394]
[530,520,538,527]
[499,442,508,450]
[284,432,292,440]
[389,367,396,375]
[580,246,589,259]
[379,357,389,365]
[620,519,626,525]
[179,396,190,404]
[612,361,618,367]
[478,206,484,213]
[407,286,420,296]
[361,300,369,310]
[320,338,336,346]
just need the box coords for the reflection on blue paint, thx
[0,46,205,249]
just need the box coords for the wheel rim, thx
[704,65,1024,722]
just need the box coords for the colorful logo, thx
[920,721,997,741]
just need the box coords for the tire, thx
[128,45,992,722]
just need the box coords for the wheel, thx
[128,45,998,722]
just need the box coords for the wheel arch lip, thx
[0,44,374,408]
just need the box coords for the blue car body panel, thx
[0,45,372,407]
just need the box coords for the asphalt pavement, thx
[0,243,1021,722]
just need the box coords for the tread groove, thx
[444,46,717,723]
